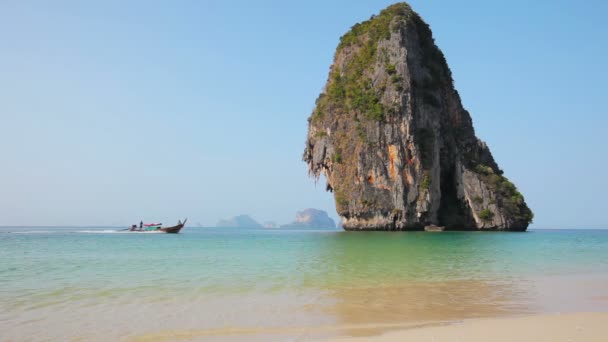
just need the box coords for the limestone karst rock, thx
[303,3,533,231]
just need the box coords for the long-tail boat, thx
[128,219,187,234]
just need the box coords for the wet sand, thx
[329,312,608,342]
[5,276,604,341]
[128,313,608,342]
[125,276,608,341]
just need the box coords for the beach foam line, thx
[127,312,608,342]
[329,312,608,342]
[126,321,443,342]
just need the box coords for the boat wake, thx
[10,230,62,234]
[7,229,165,234]
[76,230,165,234]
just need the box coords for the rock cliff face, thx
[281,209,336,228]
[303,3,533,231]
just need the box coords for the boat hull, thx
[158,225,183,234]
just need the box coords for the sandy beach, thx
[330,312,608,342]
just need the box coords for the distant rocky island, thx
[216,210,335,229]
[263,221,278,229]
[303,3,533,231]
[280,209,336,228]
[216,215,262,228]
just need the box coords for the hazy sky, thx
[1,0,607,228]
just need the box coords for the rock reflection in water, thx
[307,232,533,336]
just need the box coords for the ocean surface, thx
[2,227,608,341]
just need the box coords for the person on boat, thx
[139,221,143,229]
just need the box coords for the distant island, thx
[216,215,262,228]
[216,210,336,229]
[303,3,532,231]
[281,209,336,229]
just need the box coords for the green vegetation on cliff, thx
[474,164,534,224]
[314,3,415,125]
[338,3,412,50]
[479,209,494,222]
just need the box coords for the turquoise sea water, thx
[2,227,608,341]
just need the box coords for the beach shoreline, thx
[126,312,608,341]
[329,312,608,342]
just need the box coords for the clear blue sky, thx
[1,0,606,228]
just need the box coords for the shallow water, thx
[1,227,608,341]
